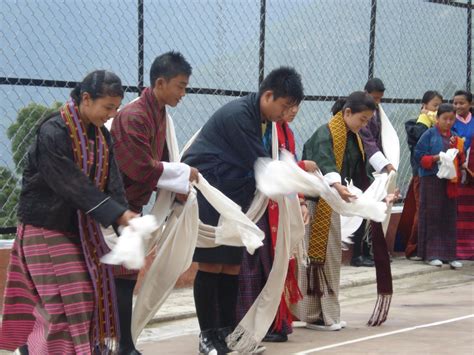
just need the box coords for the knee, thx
[221,264,240,275]
[198,263,223,273]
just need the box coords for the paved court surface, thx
[137,265,474,354]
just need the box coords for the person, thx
[397,91,443,260]
[110,51,198,354]
[235,104,315,344]
[0,70,137,354]
[182,67,304,355]
[295,91,376,331]
[352,78,398,267]
[452,90,474,260]
[415,103,465,269]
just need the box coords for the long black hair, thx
[71,70,124,104]
[421,90,443,105]
[37,70,123,129]
[331,91,376,116]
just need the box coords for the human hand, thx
[466,166,474,177]
[175,193,188,203]
[384,164,396,173]
[385,188,400,204]
[300,204,310,225]
[116,210,139,226]
[189,167,199,183]
[302,160,318,173]
[333,183,356,202]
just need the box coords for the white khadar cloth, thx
[130,116,269,343]
[340,104,400,244]
[437,148,459,180]
[125,120,391,352]
[227,126,305,352]
[228,149,391,352]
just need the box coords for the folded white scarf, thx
[101,215,159,270]
[437,148,459,180]
[255,150,388,222]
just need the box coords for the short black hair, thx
[437,103,456,117]
[364,78,385,93]
[259,67,304,105]
[149,51,192,87]
[71,70,123,105]
[331,91,377,115]
[421,90,443,104]
[454,90,473,103]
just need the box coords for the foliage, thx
[1,101,61,238]
[0,167,20,232]
[7,101,62,173]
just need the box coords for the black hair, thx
[149,51,192,87]
[71,70,123,105]
[331,91,377,115]
[437,103,456,117]
[258,66,304,105]
[453,90,473,103]
[364,78,385,93]
[421,90,443,104]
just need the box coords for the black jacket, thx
[18,114,128,233]
[182,93,269,225]
[405,119,429,176]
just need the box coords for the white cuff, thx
[156,162,190,194]
[324,172,342,185]
[369,151,391,173]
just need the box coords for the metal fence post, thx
[138,0,145,92]
[368,0,377,80]
[258,0,266,85]
[467,0,472,92]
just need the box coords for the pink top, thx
[456,112,472,124]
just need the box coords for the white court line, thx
[295,314,474,354]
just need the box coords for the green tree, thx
[1,102,61,238]
[0,167,20,230]
[7,102,62,173]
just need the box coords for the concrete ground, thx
[0,259,471,355]
[136,259,474,354]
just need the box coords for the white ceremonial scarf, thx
[227,124,306,353]
[131,117,269,342]
[341,104,400,240]
[254,150,389,223]
[228,147,392,352]
[380,104,400,171]
[132,121,307,351]
[378,104,400,234]
[131,120,392,349]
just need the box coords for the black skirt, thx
[193,245,244,264]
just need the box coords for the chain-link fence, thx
[1,0,472,235]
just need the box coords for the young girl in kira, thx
[401,90,443,260]
[415,103,465,269]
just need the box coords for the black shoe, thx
[199,329,218,355]
[363,255,375,267]
[18,345,29,355]
[350,256,375,267]
[262,330,288,342]
[215,327,238,354]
